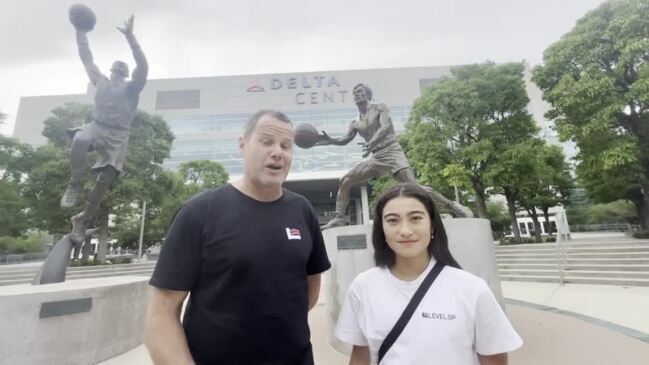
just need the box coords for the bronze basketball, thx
[69,4,96,32]
[294,123,320,149]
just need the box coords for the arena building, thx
[14,64,574,225]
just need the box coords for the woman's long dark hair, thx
[372,183,462,269]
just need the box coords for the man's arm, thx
[316,121,357,146]
[145,287,195,365]
[118,15,148,93]
[76,31,105,86]
[478,353,508,365]
[307,274,321,311]
[349,345,370,365]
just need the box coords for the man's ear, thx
[239,136,245,153]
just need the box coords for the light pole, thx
[138,200,146,260]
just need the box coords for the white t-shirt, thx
[334,259,523,364]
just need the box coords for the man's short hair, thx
[353,83,373,100]
[244,110,293,138]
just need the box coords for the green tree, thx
[487,141,541,242]
[113,161,229,251]
[486,200,510,238]
[406,62,537,218]
[0,180,29,237]
[368,175,399,217]
[178,159,229,194]
[23,103,176,261]
[517,144,573,241]
[533,0,649,228]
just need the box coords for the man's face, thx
[353,86,369,104]
[240,115,294,190]
[110,61,128,81]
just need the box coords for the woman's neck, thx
[390,254,431,281]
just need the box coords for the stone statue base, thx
[1,276,151,364]
[322,218,504,355]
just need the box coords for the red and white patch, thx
[286,227,302,240]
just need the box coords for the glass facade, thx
[164,106,412,175]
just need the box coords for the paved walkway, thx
[101,278,649,365]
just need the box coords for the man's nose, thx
[270,144,283,158]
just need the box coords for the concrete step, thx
[0,270,154,287]
[499,269,560,276]
[495,240,649,251]
[564,270,649,279]
[497,258,649,265]
[498,263,649,272]
[0,262,157,285]
[500,274,649,286]
[498,263,560,270]
[497,252,649,260]
[499,275,560,283]
[0,261,156,275]
[563,276,649,287]
[495,246,649,255]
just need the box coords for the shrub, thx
[632,231,649,239]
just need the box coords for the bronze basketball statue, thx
[34,5,148,284]
[307,83,473,229]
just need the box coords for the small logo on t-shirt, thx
[422,312,456,320]
[286,227,302,240]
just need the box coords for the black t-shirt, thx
[150,184,331,365]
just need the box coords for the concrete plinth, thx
[0,276,151,365]
[322,218,503,354]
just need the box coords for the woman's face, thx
[382,196,432,262]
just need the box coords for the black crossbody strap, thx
[377,261,445,364]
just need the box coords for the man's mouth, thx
[266,163,282,171]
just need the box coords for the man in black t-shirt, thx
[145,110,331,365]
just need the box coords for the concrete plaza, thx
[100,279,649,365]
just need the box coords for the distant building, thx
[15,64,573,224]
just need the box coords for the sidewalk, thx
[502,280,649,335]
[102,279,649,365]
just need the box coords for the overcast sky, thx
[0,0,607,136]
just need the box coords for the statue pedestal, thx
[322,218,503,355]
[0,276,151,364]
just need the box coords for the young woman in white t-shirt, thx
[335,183,522,365]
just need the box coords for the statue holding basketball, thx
[294,83,473,229]
[63,4,148,244]
[33,5,149,284]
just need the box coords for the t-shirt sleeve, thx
[149,197,205,290]
[334,280,368,346]
[474,282,523,355]
[305,203,331,275]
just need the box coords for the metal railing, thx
[569,223,641,232]
[0,252,48,265]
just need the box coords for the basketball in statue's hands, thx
[69,4,96,32]
[294,123,320,149]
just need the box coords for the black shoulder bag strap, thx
[377,261,445,364]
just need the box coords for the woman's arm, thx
[349,345,370,365]
[478,352,508,365]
